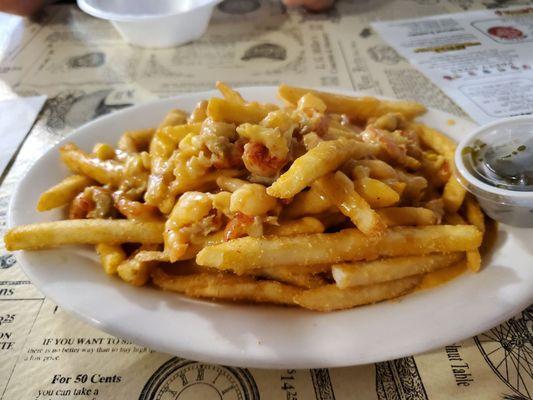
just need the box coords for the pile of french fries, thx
[4,83,486,311]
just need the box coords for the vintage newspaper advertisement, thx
[0,0,531,399]
[373,6,533,124]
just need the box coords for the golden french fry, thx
[117,245,160,286]
[164,192,213,262]
[229,183,278,216]
[196,225,483,273]
[313,172,385,236]
[371,112,406,131]
[134,250,169,263]
[353,177,400,208]
[158,109,188,129]
[216,176,248,192]
[377,207,439,227]
[443,212,466,225]
[466,250,482,272]
[396,170,428,201]
[415,124,456,159]
[332,253,463,288]
[145,124,202,212]
[152,269,301,305]
[60,144,124,187]
[282,186,333,219]
[5,220,164,250]
[294,276,421,312]
[354,159,398,180]
[442,176,466,213]
[264,217,324,236]
[92,143,115,160]
[418,259,467,290]
[118,128,155,153]
[170,169,242,195]
[279,85,425,121]
[464,195,485,232]
[179,231,226,261]
[95,243,127,275]
[36,175,94,212]
[251,268,327,289]
[216,81,245,104]
[267,139,378,199]
[206,98,269,124]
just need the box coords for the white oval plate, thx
[9,87,533,369]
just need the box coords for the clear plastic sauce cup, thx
[455,115,533,227]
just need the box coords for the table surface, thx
[0,1,531,399]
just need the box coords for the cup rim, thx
[77,0,221,22]
[454,115,533,201]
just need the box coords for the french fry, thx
[216,81,245,104]
[196,225,483,273]
[354,159,398,180]
[267,139,379,198]
[60,144,124,187]
[416,123,466,212]
[158,109,188,129]
[95,243,127,275]
[463,196,485,272]
[279,85,425,121]
[353,177,400,208]
[377,207,439,227]
[313,172,385,236]
[415,124,456,159]
[294,276,421,312]
[4,220,164,250]
[466,249,482,272]
[216,176,248,192]
[145,123,202,212]
[418,259,467,290]
[332,253,463,288]
[251,268,327,289]
[152,269,301,305]
[117,244,160,286]
[443,212,466,225]
[464,195,485,232]
[371,112,406,131]
[92,143,115,160]
[118,128,155,153]
[36,175,95,212]
[264,217,324,236]
[188,101,208,123]
[281,186,333,219]
[442,176,467,213]
[206,98,269,124]
[170,169,242,195]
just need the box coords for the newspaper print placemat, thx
[0,1,531,399]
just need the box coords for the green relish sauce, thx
[462,137,533,191]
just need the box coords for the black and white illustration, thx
[241,43,287,61]
[311,369,336,400]
[139,358,260,400]
[66,52,105,69]
[475,306,532,399]
[23,44,141,86]
[0,254,16,269]
[376,357,429,400]
[367,45,402,65]
[43,89,132,132]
